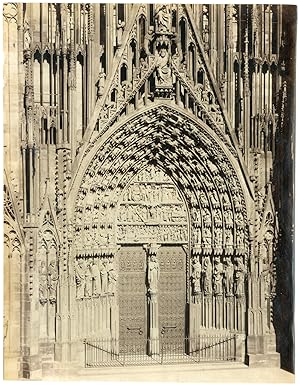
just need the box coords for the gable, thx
[74,4,246,179]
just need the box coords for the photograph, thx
[2,2,296,382]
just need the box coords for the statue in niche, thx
[202,207,211,225]
[147,255,160,295]
[199,190,209,206]
[207,159,218,174]
[190,256,201,295]
[202,227,212,246]
[155,4,172,33]
[233,192,242,208]
[214,227,223,246]
[85,262,93,297]
[91,261,101,296]
[235,212,244,227]
[48,260,58,304]
[100,258,109,294]
[75,260,86,299]
[224,209,233,227]
[144,26,155,55]
[116,19,125,47]
[213,256,224,296]
[214,209,222,226]
[39,261,48,305]
[222,193,231,208]
[108,259,118,294]
[210,190,219,207]
[156,47,172,86]
[224,256,234,296]
[234,256,247,297]
[96,69,106,98]
[236,229,245,247]
[56,189,64,213]
[202,256,212,295]
[225,228,233,247]
[24,20,31,50]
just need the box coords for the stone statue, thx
[24,20,31,50]
[225,228,233,247]
[116,20,125,47]
[236,229,245,248]
[190,256,201,295]
[100,258,108,294]
[39,261,48,305]
[85,262,93,297]
[213,257,224,296]
[156,48,172,86]
[214,227,223,246]
[234,256,247,297]
[147,255,160,294]
[202,256,212,295]
[224,209,233,226]
[75,260,86,299]
[91,261,101,296]
[56,189,64,213]
[224,256,234,296]
[96,70,106,98]
[48,260,58,304]
[202,227,212,246]
[144,26,155,55]
[108,259,118,294]
[155,4,172,33]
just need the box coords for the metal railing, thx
[84,333,236,367]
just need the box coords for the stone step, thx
[246,352,280,368]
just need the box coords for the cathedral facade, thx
[3,3,295,379]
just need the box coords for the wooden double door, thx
[118,245,186,350]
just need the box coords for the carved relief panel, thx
[116,165,189,245]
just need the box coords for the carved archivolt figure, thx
[75,260,86,299]
[39,261,48,305]
[202,256,212,295]
[190,257,201,295]
[48,260,58,304]
[213,256,224,296]
[147,255,160,294]
[234,256,247,297]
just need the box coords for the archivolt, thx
[69,104,251,259]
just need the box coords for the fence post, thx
[161,335,164,365]
[83,339,87,368]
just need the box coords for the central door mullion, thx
[145,244,161,356]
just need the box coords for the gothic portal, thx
[3,3,295,379]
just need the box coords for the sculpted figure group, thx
[75,257,118,299]
[190,255,246,297]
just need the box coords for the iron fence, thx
[84,333,237,367]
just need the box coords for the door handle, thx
[127,327,143,335]
[161,325,177,335]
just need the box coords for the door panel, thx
[118,246,146,347]
[158,246,186,342]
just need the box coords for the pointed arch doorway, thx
[116,165,189,358]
